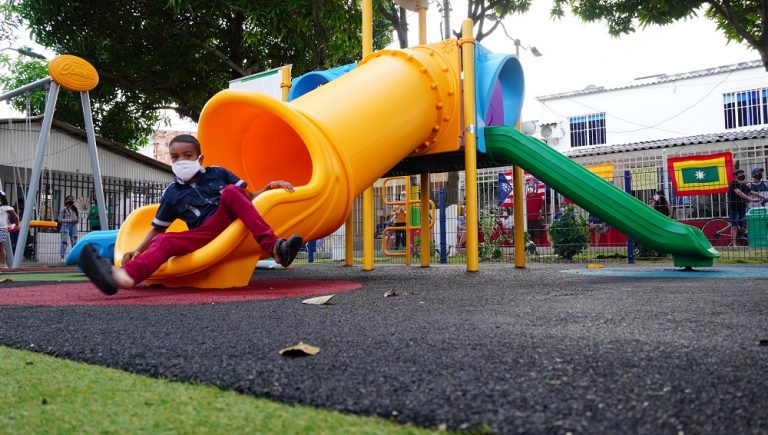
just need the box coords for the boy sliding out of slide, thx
[80,134,302,295]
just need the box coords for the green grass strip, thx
[0,346,434,434]
[0,272,87,282]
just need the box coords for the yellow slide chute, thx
[115,41,462,288]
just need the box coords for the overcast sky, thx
[400,2,760,121]
[2,3,759,128]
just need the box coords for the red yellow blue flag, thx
[667,152,733,196]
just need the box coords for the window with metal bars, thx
[723,88,768,129]
[569,112,606,147]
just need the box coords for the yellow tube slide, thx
[115,41,462,288]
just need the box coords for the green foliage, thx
[0,57,49,112]
[378,0,533,44]
[478,205,520,260]
[476,205,537,260]
[0,57,157,150]
[9,0,394,147]
[552,1,768,71]
[413,236,438,257]
[523,230,537,255]
[478,205,503,260]
[466,0,534,41]
[547,204,589,260]
[0,3,21,44]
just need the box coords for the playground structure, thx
[111,16,717,288]
[0,14,720,284]
[379,176,437,264]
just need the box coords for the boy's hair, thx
[0,192,7,206]
[169,134,201,155]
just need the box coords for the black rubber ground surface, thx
[1,263,766,434]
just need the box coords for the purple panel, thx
[485,81,505,127]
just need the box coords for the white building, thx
[470,59,768,255]
[530,60,768,152]
[0,117,171,266]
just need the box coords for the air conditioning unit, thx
[520,121,537,135]
[540,123,564,139]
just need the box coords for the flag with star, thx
[667,152,734,196]
[498,172,546,206]
[498,172,513,206]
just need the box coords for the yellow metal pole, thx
[404,177,412,266]
[361,0,375,270]
[418,6,427,45]
[460,19,479,272]
[417,3,431,267]
[513,43,526,269]
[512,163,525,267]
[344,212,354,266]
[280,66,291,102]
[420,174,430,267]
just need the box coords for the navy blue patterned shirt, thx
[153,166,247,230]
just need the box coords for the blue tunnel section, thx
[474,43,524,154]
[287,63,357,101]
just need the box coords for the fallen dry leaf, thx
[278,341,320,357]
[384,289,397,298]
[302,294,335,305]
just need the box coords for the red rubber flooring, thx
[0,279,362,306]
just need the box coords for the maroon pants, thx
[124,185,278,283]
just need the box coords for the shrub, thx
[548,205,589,260]
[479,206,503,260]
[634,242,668,259]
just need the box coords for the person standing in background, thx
[388,192,407,250]
[526,193,545,245]
[649,190,673,218]
[58,195,80,261]
[748,167,768,210]
[727,169,755,246]
[88,195,108,231]
[0,191,19,268]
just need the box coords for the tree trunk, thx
[446,171,460,207]
[396,7,409,48]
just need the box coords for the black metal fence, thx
[295,172,768,266]
[2,170,167,267]
[3,167,767,268]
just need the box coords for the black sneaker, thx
[276,234,303,267]
[79,243,119,296]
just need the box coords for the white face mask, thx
[172,157,201,182]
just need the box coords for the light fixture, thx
[0,47,47,60]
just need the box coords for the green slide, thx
[484,126,719,268]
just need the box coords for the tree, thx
[463,0,532,41]
[0,3,21,44]
[378,1,410,48]
[5,0,393,148]
[379,0,532,48]
[552,1,766,71]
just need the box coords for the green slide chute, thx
[484,126,719,268]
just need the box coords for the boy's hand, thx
[122,250,141,265]
[269,180,294,192]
